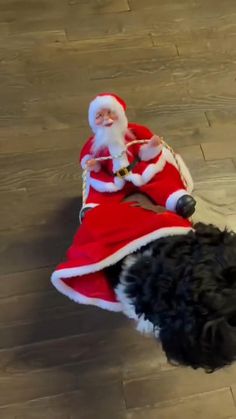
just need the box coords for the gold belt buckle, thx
[116,167,130,178]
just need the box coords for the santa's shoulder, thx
[127,122,153,140]
[80,135,94,160]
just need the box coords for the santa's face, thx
[92,105,128,154]
[95,108,118,128]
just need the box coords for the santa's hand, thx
[149,135,162,147]
[86,159,98,170]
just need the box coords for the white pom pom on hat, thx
[88,93,127,133]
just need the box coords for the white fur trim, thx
[142,153,166,184]
[116,257,159,336]
[115,281,137,320]
[125,172,144,186]
[79,203,98,223]
[81,203,99,210]
[90,176,125,192]
[165,189,189,212]
[112,153,129,172]
[51,277,122,312]
[115,282,155,335]
[88,95,128,134]
[81,154,101,172]
[136,316,157,336]
[51,226,193,281]
[124,152,167,186]
[139,143,163,162]
[81,154,92,170]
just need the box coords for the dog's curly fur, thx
[106,223,236,372]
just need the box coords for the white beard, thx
[92,120,128,157]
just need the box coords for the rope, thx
[81,139,187,207]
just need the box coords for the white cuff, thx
[139,143,163,161]
[165,189,188,212]
[80,154,101,172]
[79,203,98,223]
[81,154,91,170]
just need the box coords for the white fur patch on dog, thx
[115,253,158,336]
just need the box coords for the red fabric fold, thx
[51,202,192,311]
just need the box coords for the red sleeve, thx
[128,123,154,140]
[79,136,94,162]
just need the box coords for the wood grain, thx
[124,364,236,408]
[0,149,80,193]
[0,386,126,419]
[127,388,236,419]
[201,141,236,160]
[0,307,126,349]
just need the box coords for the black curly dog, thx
[106,222,236,372]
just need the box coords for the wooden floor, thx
[1,0,236,417]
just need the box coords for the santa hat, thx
[88,93,127,133]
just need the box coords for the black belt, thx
[114,156,141,178]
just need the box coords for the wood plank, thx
[0,0,67,25]
[0,188,82,232]
[0,288,79,328]
[68,0,130,13]
[0,308,126,349]
[0,30,66,55]
[0,149,80,193]
[89,46,178,81]
[192,194,236,230]
[0,267,52,299]
[65,9,148,40]
[0,127,87,155]
[66,1,198,40]
[189,158,236,186]
[2,49,236,134]
[133,110,208,148]
[0,224,74,274]
[205,110,236,126]
[227,214,236,231]
[0,327,146,376]
[127,388,236,419]
[0,358,122,407]
[124,363,236,409]
[64,33,151,50]
[229,383,236,403]
[194,187,236,216]
[175,145,204,163]
[89,52,235,83]
[129,0,196,11]
[201,141,236,160]
[0,385,126,419]
[151,24,236,57]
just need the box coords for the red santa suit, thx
[80,93,193,215]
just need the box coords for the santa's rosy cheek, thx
[95,117,103,126]
[111,113,118,121]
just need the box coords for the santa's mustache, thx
[92,120,127,154]
[102,119,114,127]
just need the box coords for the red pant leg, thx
[85,186,125,206]
[140,162,189,211]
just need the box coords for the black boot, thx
[176,195,196,218]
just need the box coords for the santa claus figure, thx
[80,93,196,220]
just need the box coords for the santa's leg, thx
[140,162,196,218]
[80,186,128,221]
